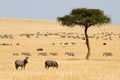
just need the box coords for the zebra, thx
[65,52,75,56]
[38,52,47,56]
[50,52,58,56]
[21,52,31,56]
[103,52,113,56]
[15,57,29,70]
[45,60,58,69]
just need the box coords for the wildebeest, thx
[103,43,107,45]
[15,57,29,70]
[36,48,43,51]
[45,60,58,69]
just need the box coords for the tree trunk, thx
[85,27,91,60]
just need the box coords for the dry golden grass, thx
[0,18,120,80]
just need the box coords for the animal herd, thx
[12,48,75,57]
[0,31,120,40]
[0,31,120,48]
[13,51,74,70]
[0,31,117,70]
[14,51,113,70]
[14,57,58,70]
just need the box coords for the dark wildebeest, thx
[15,57,29,70]
[36,48,43,51]
[45,60,58,69]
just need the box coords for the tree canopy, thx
[57,8,111,28]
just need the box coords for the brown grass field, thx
[0,18,120,80]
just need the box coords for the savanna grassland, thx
[0,18,120,80]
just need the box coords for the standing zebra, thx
[15,57,29,70]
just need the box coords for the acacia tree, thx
[57,8,111,60]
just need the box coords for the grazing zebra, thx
[45,60,58,69]
[50,52,58,56]
[65,52,75,56]
[12,53,19,56]
[21,52,31,56]
[103,52,113,56]
[38,52,47,56]
[15,57,29,70]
